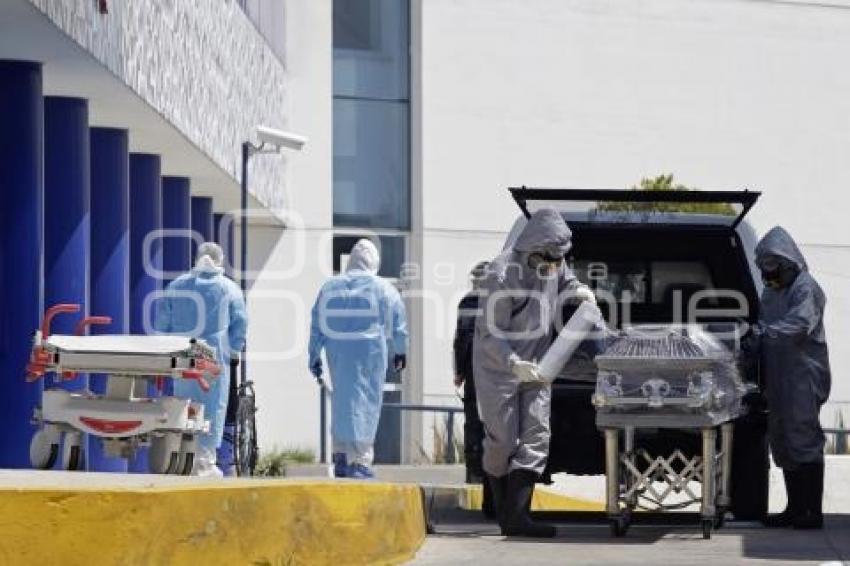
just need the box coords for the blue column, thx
[191,196,213,260]
[162,177,192,285]
[212,211,236,473]
[88,127,130,472]
[161,176,191,398]
[128,153,162,473]
[0,61,44,468]
[44,97,90,393]
[214,213,235,278]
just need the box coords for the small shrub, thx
[255,447,315,477]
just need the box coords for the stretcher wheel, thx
[610,516,628,537]
[62,436,84,471]
[702,519,713,540]
[180,452,195,476]
[149,433,182,475]
[179,433,197,476]
[714,509,727,529]
[30,428,60,469]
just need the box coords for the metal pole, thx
[701,427,717,520]
[605,428,619,517]
[319,385,327,464]
[624,426,636,508]
[240,142,249,388]
[446,411,455,464]
[719,423,733,509]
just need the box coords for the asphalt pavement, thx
[412,511,849,565]
[411,457,850,565]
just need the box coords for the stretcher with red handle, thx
[27,304,221,475]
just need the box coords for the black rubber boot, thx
[794,462,824,530]
[763,468,799,528]
[486,474,506,526]
[502,470,556,538]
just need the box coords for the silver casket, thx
[592,325,750,428]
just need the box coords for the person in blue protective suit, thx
[308,239,408,479]
[156,242,248,478]
[750,227,831,529]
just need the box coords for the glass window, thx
[571,260,714,305]
[650,261,714,304]
[237,0,286,62]
[333,98,409,230]
[333,0,409,100]
[573,260,648,303]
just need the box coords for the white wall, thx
[415,0,850,440]
[244,0,333,455]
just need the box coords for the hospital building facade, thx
[0,0,848,468]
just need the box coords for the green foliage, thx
[254,447,315,477]
[431,417,464,465]
[596,174,736,216]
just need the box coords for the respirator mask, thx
[527,249,565,277]
[759,256,799,289]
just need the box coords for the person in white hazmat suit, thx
[474,208,595,537]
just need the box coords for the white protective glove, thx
[510,356,545,384]
[574,285,597,305]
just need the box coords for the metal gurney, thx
[26,304,221,474]
[592,324,750,539]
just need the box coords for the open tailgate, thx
[509,186,760,229]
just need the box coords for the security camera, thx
[256,125,307,151]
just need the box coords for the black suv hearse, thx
[495,187,768,521]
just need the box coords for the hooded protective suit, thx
[473,209,589,477]
[308,239,408,467]
[156,244,248,475]
[755,227,831,469]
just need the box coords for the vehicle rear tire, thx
[730,414,769,521]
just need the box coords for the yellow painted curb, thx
[461,484,604,512]
[0,480,426,566]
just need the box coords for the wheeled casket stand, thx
[592,325,751,539]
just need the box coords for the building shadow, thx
[739,513,850,562]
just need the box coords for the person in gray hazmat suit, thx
[751,226,831,529]
[473,208,595,537]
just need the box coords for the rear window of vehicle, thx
[571,260,714,304]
